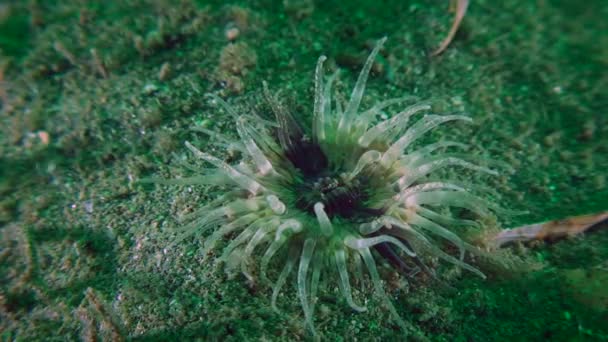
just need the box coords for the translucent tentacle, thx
[206,93,241,120]
[359,96,420,123]
[406,190,491,217]
[220,224,257,262]
[200,213,259,258]
[358,219,385,235]
[322,71,339,127]
[274,219,303,240]
[408,214,466,260]
[352,251,365,287]
[179,190,249,222]
[398,157,498,189]
[271,246,299,312]
[400,141,469,166]
[335,93,344,119]
[240,120,284,160]
[358,103,431,148]
[381,115,472,168]
[348,150,381,180]
[313,55,327,143]
[263,81,303,154]
[415,206,480,229]
[396,181,467,201]
[171,152,210,173]
[170,207,230,247]
[309,251,323,315]
[185,141,264,194]
[314,202,334,236]
[266,195,286,215]
[241,220,280,281]
[191,126,246,153]
[338,37,387,137]
[335,248,367,312]
[236,117,275,176]
[298,238,317,334]
[345,235,416,257]
[260,223,298,283]
[384,217,486,278]
[358,247,408,332]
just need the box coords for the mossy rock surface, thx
[1,0,607,340]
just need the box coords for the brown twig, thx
[431,0,469,56]
[493,211,608,247]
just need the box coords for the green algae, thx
[1,0,607,340]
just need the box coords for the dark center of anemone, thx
[299,174,359,217]
[284,137,381,220]
[272,108,382,220]
[284,137,328,177]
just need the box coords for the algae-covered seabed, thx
[1,0,607,340]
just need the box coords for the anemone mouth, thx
[294,171,378,219]
[165,37,503,337]
[267,98,382,220]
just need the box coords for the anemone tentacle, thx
[164,37,503,336]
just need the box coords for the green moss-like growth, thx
[1,0,607,340]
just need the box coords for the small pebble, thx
[225,27,240,41]
[159,62,171,81]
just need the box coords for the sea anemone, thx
[168,37,499,335]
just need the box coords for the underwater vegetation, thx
[164,37,503,335]
[2,0,607,339]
